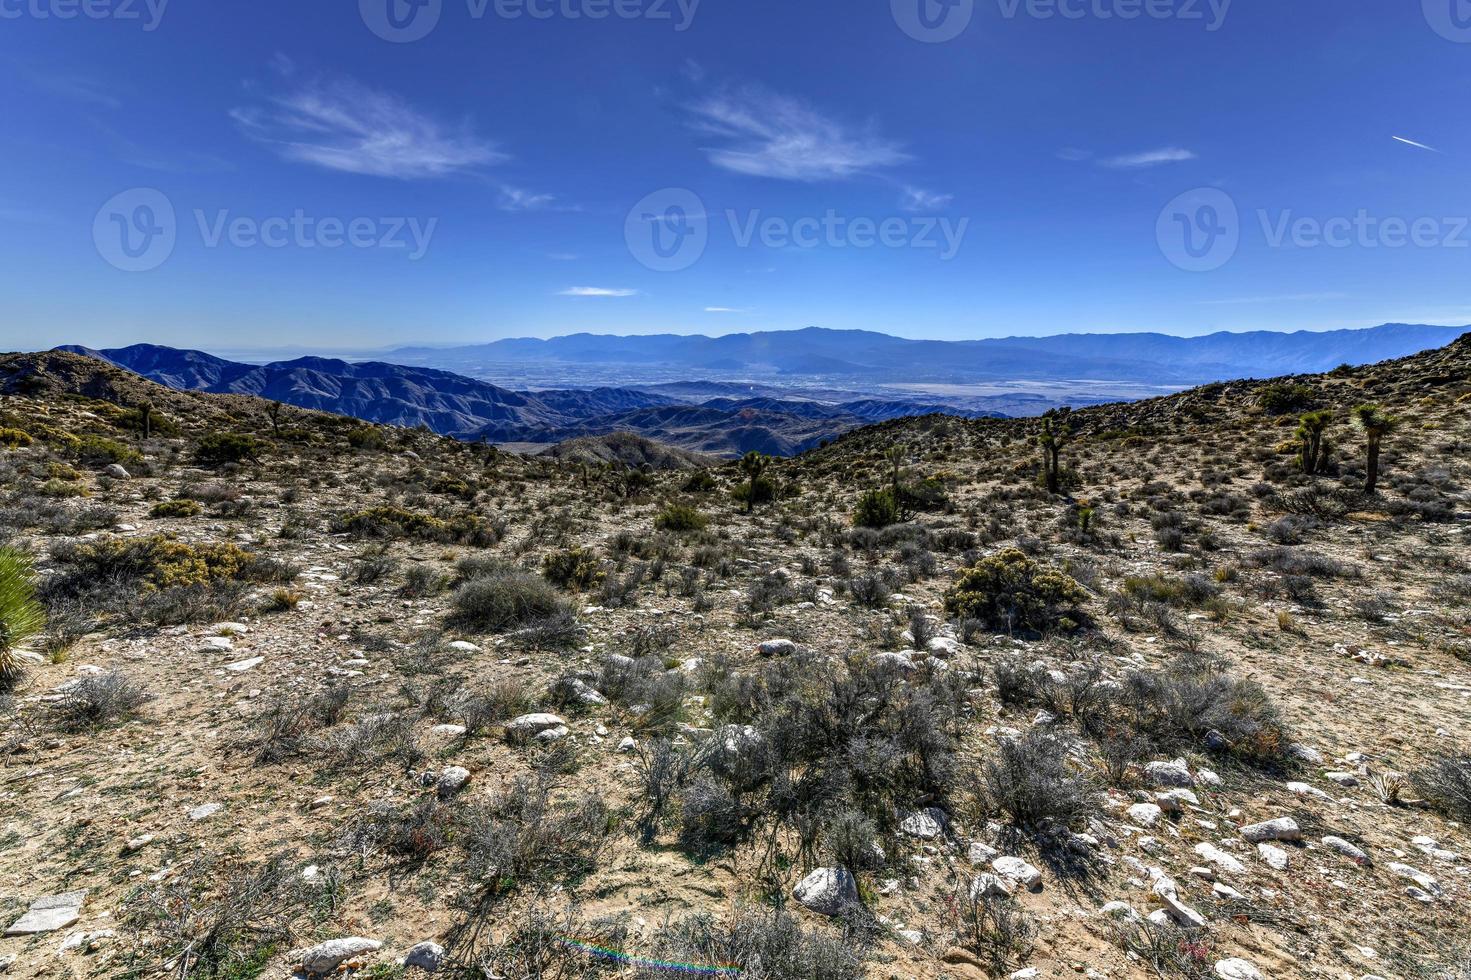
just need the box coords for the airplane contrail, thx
[1392,136,1440,152]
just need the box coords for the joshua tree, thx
[266,400,286,438]
[0,548,45,693]
[739,451,770,514]
[137,400,154,440]
[1296,410,1334,475]
[1037,408,1073,495]
[1352,404,1399,494]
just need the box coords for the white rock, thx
[792,867,859,916]
[967,841,1000,866]
[1128,803,1164,828]
[1215,959,1265,980]
[969,873,1012,899]
[1099,901,1142,924]
[436,766,471,798]
[188,803,223,822]
[1152,876,1207,928]
[225,656,264,673]
[617,736,637,753]
[1321,836,1368,863]
[1194,843,1245,875]
[1285,781,1333,801]
[1144,759,1195,788]
[1240,817,1300,843]
[758,639,798,657]
[900,808,947,839]
[4,891,87,936]
[505,714,566,740]
[1257,843,1290,870]
[300,937,382,974]
[1387,863,1442,897]
[992,856,1043,891]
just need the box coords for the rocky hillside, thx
[0,338,1468,979]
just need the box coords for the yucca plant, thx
[0,547,46,693]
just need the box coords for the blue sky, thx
[4,0,1471,351]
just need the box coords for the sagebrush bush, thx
[971,729,1100,831]
[644,907,864,980]
[452,567,570,631]
[1412,755,1471,822]
[49,671,151,731]
[944,548,1086,634]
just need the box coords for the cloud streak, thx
[232,75,505,179]
[1392,136,1440,153]
[1099,147,1197,169]
[560,287,638,297]
[690,86,910,181]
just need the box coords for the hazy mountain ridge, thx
[53,344,983,456]
[386,323,1465,384]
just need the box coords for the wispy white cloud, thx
[704,306,750,313]
[1099,147,1197,169]
[560,287,638,297]
[899,186,953,211]
[231,74,505,179]
[497,186,558,211]
[689,86,910,181]
[1057,147,1092,162]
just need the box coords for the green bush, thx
[0,428,33,449]
[337,507,495,546]
[943,548,1086,634]
[196,432,263,466]
[852,488,899,529]
[682,471,717,492]
[1257,383,1316,416]
[148,499,204,519]
[0,548,45,692]
[73,434,141,466]
[654,503,708,533]
[730,477,775,509]
[542,548,603,590]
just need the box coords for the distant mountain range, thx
[385,323,1465,385]
[55,344,998,457]
[53,322,1460,457]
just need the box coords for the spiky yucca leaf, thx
[0,547,46,690]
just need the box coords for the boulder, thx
[1215,959,1265,980]
[1321,836,1368,863]
[436,767,471,799]
[1239,817,1300,844]
[505,714,566,741]
[792,867,859,916]
[758,639,798,657]
[103,464,131,479]
[1144,759,1195,788]
[300,938,383,975]
[992,856,1043,891]
[404,941,445,972]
